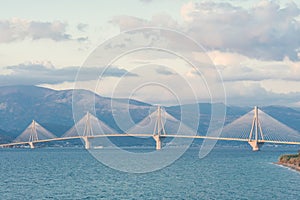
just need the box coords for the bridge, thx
[0,106,300,151]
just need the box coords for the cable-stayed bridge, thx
[0,106,300,151]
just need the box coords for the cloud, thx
[0,18,86,43]
[155,66,176,76]
[77,36,89,42]
[28,21,70,40]
[110,16,147,31]
[77,23,88,32]
[208,51,300,82]
[0,61,137,86]
[224,81,300,106]
[111,1,300,61]
[182,1,300,61]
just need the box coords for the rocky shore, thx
[277,151,300,172]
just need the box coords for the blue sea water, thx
[0,147,299,200]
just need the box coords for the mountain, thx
[0,85,151,139]
[0,85,300,145]
[0,128,13,143]
[260,106,300,132]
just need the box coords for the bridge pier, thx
[28,142,35,149]
[82,136,90,149]
[248,140,264,151]
[153,135,162,150]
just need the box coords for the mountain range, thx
[1,85,300,145]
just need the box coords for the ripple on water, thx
[0,147,299,199]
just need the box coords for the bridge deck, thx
[1,134,300,148]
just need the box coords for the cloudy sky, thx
[1,0,300,107]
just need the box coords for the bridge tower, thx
[82,112,93,149]
[153,106,166,150]
[28,120,39,149]
[248,106,264,151]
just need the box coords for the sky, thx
[1,0,300,107]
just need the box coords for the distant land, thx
[1,85,300,146]
[278,152,300,172]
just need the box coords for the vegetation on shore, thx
[278,151,300,171]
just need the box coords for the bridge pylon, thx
[152,106,166,150]
[28,120,39,149]
[82,112,94,149]
[12,119,56,149]
[83,112,94,137]
[248,106,264,151]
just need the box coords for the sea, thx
[0,146,299,200]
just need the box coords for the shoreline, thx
[275,162,300,172]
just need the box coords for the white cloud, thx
[0,18,87,43]
[182,1,300,61]
[111,1,300,61]
[261,80,300,94]
[215,53,300,82]
[207,51,250,67]
[110,16,147,31]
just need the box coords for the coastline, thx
[276,162,300,172]
[277,152,300,172]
